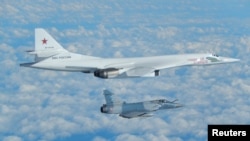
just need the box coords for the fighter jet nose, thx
[175,104,183,108]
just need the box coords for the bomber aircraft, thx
[100,89,182,118]
[20,28,240,79]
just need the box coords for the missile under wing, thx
[100,89,182,118]
[20,28,240,79]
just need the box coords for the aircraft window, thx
[212,54,219,57]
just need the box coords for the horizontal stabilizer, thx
[20,62,36,67]
[25,50,35,53]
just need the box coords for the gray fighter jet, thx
[100,89,182,118]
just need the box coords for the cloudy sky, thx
[0,0,250,141]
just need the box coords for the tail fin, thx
[103,89,123,105]
[30,28,69,61]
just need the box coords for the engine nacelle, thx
[94,68,120,79]
[100,104,109,113]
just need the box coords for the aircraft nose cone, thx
[175,104,183,108]
[222,57,240,63]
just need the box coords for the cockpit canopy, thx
[206,53,221,62]
[212,53,219,57]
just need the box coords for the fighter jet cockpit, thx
[159,99,167,103]
[158,99,178,103]
[212,53,219,57]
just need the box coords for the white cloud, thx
[156,27,179,39]
[115,134,144,141]
[93,136,108,141]
[0,59,16,69]
[115,133,182,141]
[3,136,22,141]
[111,40,131,48]
[19,84,37,92]
[0,0,249,141]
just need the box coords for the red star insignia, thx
[42,38,47,44]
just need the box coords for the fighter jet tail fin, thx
[103,89,123,105]
[28,28,69,61]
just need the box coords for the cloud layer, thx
[0,0,249,141]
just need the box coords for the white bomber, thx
[20,28,240,79]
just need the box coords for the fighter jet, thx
[20,28,240,79]
[100,89,182,118]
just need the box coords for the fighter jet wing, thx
[119,112,154,119]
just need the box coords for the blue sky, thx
[0,0,250,141]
